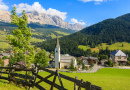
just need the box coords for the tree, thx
[79,60,82,65]
[122,43,124,47]
[107,59,114,67]
[99,55,108,60]
[126,61,130,66]
[82,62,86,70]
[6,7,34,66]
[34,49,49,67]
[9,55,15,66]
[90,59,94,68]
[70,59,75,71]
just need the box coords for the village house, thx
[13,61,26,69]
[4,59,9,66]
[82,56,99,66]
[49,34,77,69]
[110,49,128,65]
[0,53,10,58]
[101,59,108,66]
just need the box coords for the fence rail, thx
[0,66,102,90]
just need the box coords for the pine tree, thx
[122,43,124,47]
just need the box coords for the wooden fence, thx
[0,66,102,90]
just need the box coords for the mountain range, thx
[36,13,130,56]
[0,10,83,31]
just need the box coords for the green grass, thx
[78,42,130,52]
[108,42,130,50]
[0,35,6,42]
[60,68,130,90]
[30,38,45,43]
[36,68,130,90]
[55,31,69,35]
[0,31,6,35]
[78,45,91,51]
[0,68,130,90]
[0,42,11,49]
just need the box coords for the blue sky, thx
[0,0,130,27]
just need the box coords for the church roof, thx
[60,55,76,63]
[110,49,126,56]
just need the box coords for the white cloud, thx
[0,0,9,10]
[14,2,67,20]
[71,18,86,25]
[78,0,113,4]
[80,20,83,21]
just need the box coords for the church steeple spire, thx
[56,33,60,48]
[55,33,60,68]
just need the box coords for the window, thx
[118,56,121,59]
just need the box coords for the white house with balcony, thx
[110,49,128,65]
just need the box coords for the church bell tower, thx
[55,33,60,68]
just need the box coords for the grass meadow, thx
[78,42,130,52]
[37,68,130,90]
[0,68,130,90]
[30,38,45,42]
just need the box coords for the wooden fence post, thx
[25,70,27,88]
[74,76,78,90]
[33,66,39,87]
[57,71,64,90]
[78,79,83,90]
[8,65,11,83]
[85,81,91,90]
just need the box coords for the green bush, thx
[126,61,130,66]
[107,59,114,67]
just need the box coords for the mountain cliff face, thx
[0,10,83,30]
[0,10,11,22]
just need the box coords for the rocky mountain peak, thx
[0,10,11,22]
[0,10,83,30]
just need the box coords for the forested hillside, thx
[36,13,130,56]
[0,21,74,40]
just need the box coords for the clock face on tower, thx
[56,50,58,53]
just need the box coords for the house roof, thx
[53,54,76,63]
[0,53,10,57]
[13,61,26,67]
[60,55,76,63]
[110,49,126,56]
[4,59,9,66]
[82,56,98,60]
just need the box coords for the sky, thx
[0,0,130,27]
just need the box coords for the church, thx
[49,34,77,69]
